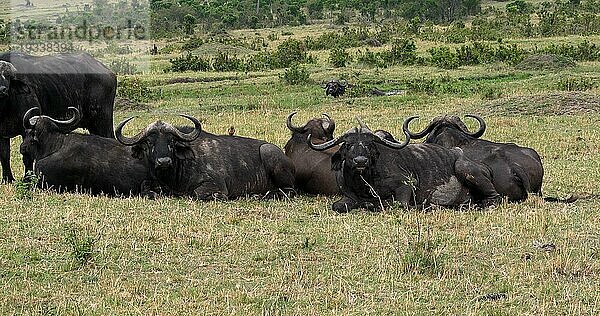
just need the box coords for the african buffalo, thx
[322,79,347,97]
[284,112,339,195]
[309,119,502,212]
[0,51,116,182]
[403,115,543,202]
[115,115,296,200]
[20,107,155,196]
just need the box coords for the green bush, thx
[273,39,308,68]
[212,52,243,72]
[117,77,153,103]
[169,53,211,72]
[281,64,310,85]
[557,77,598,91]
[428,47,461,69]
[329,47,351,68]
[383,38,417,65]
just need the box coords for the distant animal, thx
[0,51,116,182]
[115,115,296,200]
[284,112,339,195]
[402,115,543,202]
[20,107,156,197]
[322,79,347,97]
[309,118,502,212]
[227,125,235,136]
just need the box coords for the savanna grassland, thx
[1,1,600,314]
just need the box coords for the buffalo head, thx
[309,118,409,173]
[403,114,486,146]
[321,79,347,98]
[286,112,335,141]
[0,61,17,98]
[115,115,201,175]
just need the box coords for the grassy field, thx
[1,20,600,314]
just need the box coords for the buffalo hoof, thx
[332,201,352,213]
[2,175,15,184]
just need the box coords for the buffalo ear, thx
[174,142,195,160]
[331,149,344,171]
[131,144,145,160]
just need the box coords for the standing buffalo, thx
[322,79,347,97]
[284,112,339,195]
[115,115,296,200]
[0,52,116,182]
[20,108,155,196]
[309,119,502,212]
[402,115,543,202]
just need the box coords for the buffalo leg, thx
[192,181,229,201]
[0,138,14,183]
[20,135,34,181]
[259,144,296,196]
[455,157,501,206]
[332,196,361,213]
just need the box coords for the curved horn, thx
[35,107,81,128]
[464,114,486,138]
[286,112,304,133]
[23,107,41,129]
[356,117,371,132]
[115,116,147,146]
[321,113,335,135]
[402,116,434,139]
[375,129,410,149]
[170,114,202,142]
[308,134,343,151]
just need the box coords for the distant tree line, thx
[150,0,482,37]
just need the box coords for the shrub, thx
[557,77,597,91]
[273,39,307,68]
[383,38,417,65]
[108,58,138,75]
[329,47,351,68]
[169,53,211,72]
[428,46,461,69]
[212,52,243,72]
[281,63,310,85]
[117,77,153,103]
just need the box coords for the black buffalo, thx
[115,115,296,200]
[284,112,339,195]
[309,119,502,212]
[322,79,347,97]
[20,108,155,196]
[0,51,116,182]
[403,115,543,202]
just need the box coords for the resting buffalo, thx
[403,115,543,202]
[20,108,155,196]
[309,119,502,212]
[284,112,339,195]
[322,79,347,97]
[115,116,296,200]
[0,51,116,182]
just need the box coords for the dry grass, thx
[1,22,600,315]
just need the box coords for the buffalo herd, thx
[0,51,565,211]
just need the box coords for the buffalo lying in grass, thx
[285,112,339,195]
[20,107,155,197]
[309,118,502,212]
[116,115,296,200]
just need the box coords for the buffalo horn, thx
[170,114,202,142]
[321,113,335,135]
[286,112,304,133]
[356,117,372,133]
[375,129,410,149]
[22,107,41,129]
[115,116,146,146]
[308,134,343,151]
[28,107,80,130]
[402,116,434,139]
[464,114,486,138]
